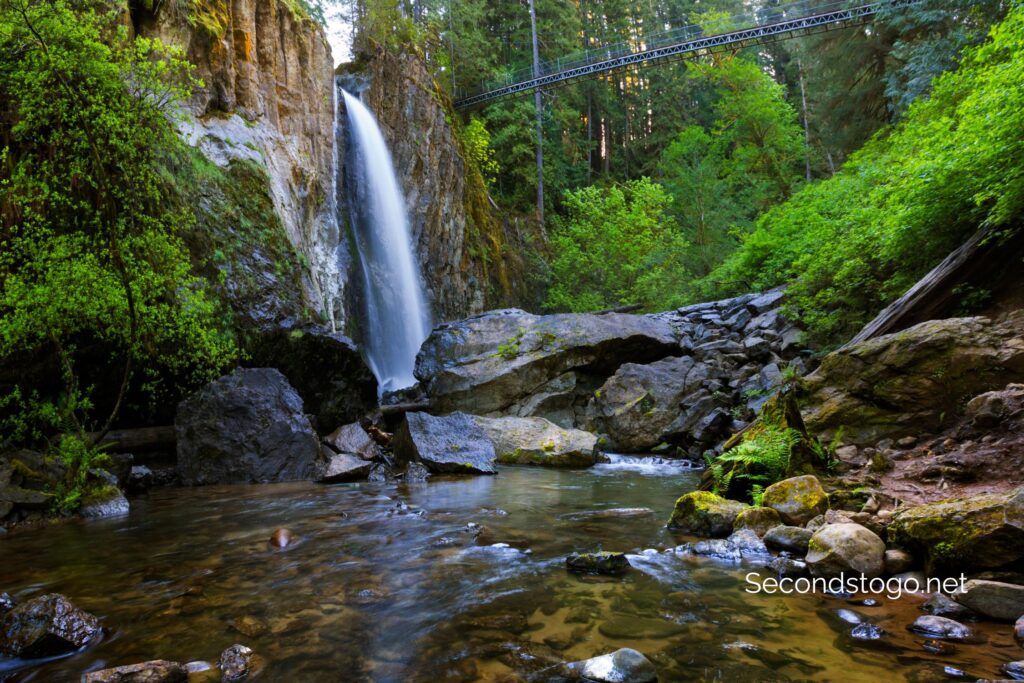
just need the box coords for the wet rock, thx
[763,525,813,554]
[908,615,974,641]
[392,412,496,474]
[229,615,268,638]
[952,579,1024,621]
[269,528,293,548]
[79,488,130,518]
[728,528,770,558]
[923,593,975,620]
[315,452,372,483]
[126,465,154,494]
[562,508,654,521]
[884,549,914,575]
[667,491,749,538]
[0,593,101,658]
[566,551,631,576]
[0,594,12,614]
[403,461,431,483]
[687,539,741,562]
[888,487,1024,573]
[1016,614,1024,646]
[176,368,320,485]
[586,356,709,452]
[762,475,829,526]
[473,415,598,467]
[82,660,187,682]
[1004,661,1024,680]
[769,556,808,578]
[219,644,256,681]
[415,309,678,415]
[806,523,886,578]
[323,423,381,461]
[850,623,884,641]
[563,647,657,683]
[598,617,686,639]
[733,507,783,537]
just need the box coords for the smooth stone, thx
[763,525,813,554]
[952,579,1024,621]
[733,507,782,537]
[908,615,974,641]
[1015,614,1024,646]
[270,528,293,548]
[768,556,808,579]
[836,609,864,625]
[82,660,186,682]
[762,475,829,526]
[850,623,884,640]
[923,593,975,620]
[564,647,657,683]
[1004,661,1024,680]
[884,548,914,575]
[806,523,886,578]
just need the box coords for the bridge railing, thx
[454,0,878,103]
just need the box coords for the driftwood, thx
[85,426,176,453]
[845,226,1024,348]
[593,303,643,315]
[379,401,430,416]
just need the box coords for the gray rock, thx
[850,623,884,641]
[80,489,130,518]
[952,579,1024,621]
[689,538,741,562]
[806,523,886,578]
[392,412,496,474]
[884,549,914,575]
[0,594,12,614]
[908,615,974,641]
[691,408,733,446]
[564,648,657,683]
[219,644,256,681]
[82,660,187,682]
[403,462,431,483]
[769,556,808,578]
[1014,614,1024,646]
[316,452,373,483]
[0,593,101,658]
[924,593,975,620]
[473,415,598,467]
[323,423,381,461]
[733,507,783,537]
[126,465,153,494]
[176,368,320,485]
[747,289,785,313]
[1004,661,1024,680]
[763,525,814,554]
[728,528,769,558]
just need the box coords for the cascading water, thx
[341,89,432,394]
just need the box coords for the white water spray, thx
[341,90,432,393]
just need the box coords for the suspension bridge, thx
[454,0,917,109]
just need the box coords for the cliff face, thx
[131,0,346,328]
[340,48,544,323]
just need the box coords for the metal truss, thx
[454,0,916,109]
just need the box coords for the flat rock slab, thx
[952,579,1024,621]
[473,415,598,467]
[82,660,187,682]
[316,453,373,483]
[564,648,658,683]
[393,412,496,475]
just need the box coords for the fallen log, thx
[379,401,431,417]
[593,303,643,315]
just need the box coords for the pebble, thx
[908,615,974,641]
[1003,661,1024,680]
[270,528,293,548]
[850,623,884,641]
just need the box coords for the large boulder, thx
[667,491,749,538]
[175,368,321,485]
[951,580,1024,621]
[0,450,58,521]
[806,523,886,578]
[246,324,378,431]
[392,412,496,474]
[0,594,101,658]
[888,487,1024,573]
[761,475,829,526]
[586,356,709,452]
[473,415,598,467]
[804,312,1024,444]
[83,661,187,682]
[415,309,678,415]
[563,648,657,683]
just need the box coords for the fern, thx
[708,425,800,496]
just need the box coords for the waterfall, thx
[341,89,432,394]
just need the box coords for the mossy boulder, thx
[566,551,631,576]
[762,475,829,526]
[888,487,1024,574]
[667,491,749,538]
[473,415,598,468]
[733,507,783,537]
[806,523,886,578]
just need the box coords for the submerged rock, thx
[315,452,372,483]
[269,528,294,548]
[392,412,497,475]
[667,491,749,538]
[806,523,886,578]
[566,551,631,576]
[0,593,101,658]
[762,475,829,526]
[888,487,1024,573]
[850,623,884,641]
[562,508,654,521]
[908,615,974,641]
[175,368,320,485]
[219,644,257,681]
[473,415,598,467]
[763,525,813,554]
[952,579,1024,621]
[563,647,657,683]
[82,660,187,682]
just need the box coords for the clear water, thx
[342,89,431,394]
[0,465,1016,682]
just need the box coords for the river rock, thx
[323,422,381,460]
[79,488,130,518]
[563,647,657,683]
[908,615,974,641]
[586,356,709,452]
[763,525,814,554]
[888,487,1024,573]
[245,325,378,432]
[1005,661,1024,680]
[761,475,829,526]
[566,551,631,576]
[806,523,886,578]
[923,593,975,620]
[473,415,598,467]
[83,660,187,682]
[769,556,809,578]
[414,309,678,415]
[315,452,372,483]
[686,538,741,562]
[1015,615,1024,646]
[884,549,914,575]
[733,507,783,537]
[803,312,1024,445]
[0,593,101,658]
[270,528,293,548]
[562,508,654,521]
[952,580,1024,621]
[219,644,256,681]
[667,491,749,538]
[175,368,320,485]
[126,465,154,494]
[0,594,12,614]
[850,623,884,641]
[728,528,770,558]
[393,412,496,474]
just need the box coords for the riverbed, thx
[0,461,1016,681]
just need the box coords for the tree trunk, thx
[529,0,545,229]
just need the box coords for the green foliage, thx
[0,2,237,446]
[463,116,500,187]
[702,5,1024,347]
[51,435,111,513]
[707,425,800,497]
[544,178,690,312]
